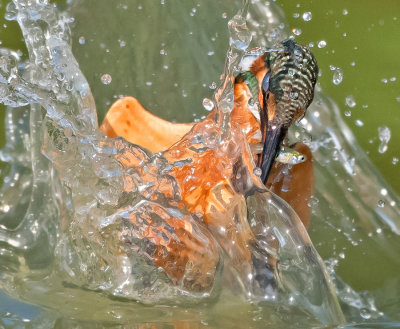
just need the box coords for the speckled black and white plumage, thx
[266,39,319,126]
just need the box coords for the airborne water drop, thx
[101,74,112,85]
[302,12,312,21]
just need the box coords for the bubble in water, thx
[393,157,399,165]
[302,12,312,21]
[378,200,385,208]
[378,126,391,153]
[100,74,112,85]
[78,36,86,45]
[332,67,343,85]
[202,98,214,111]
[345,95,356,108]
[253,167,262,177]
[355,119,364,127]
[317,40,327,48]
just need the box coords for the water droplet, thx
[221,12,227,19]
[360,308,371,320]
[332,67,343,85]
[289,91,299,100]
[378,126,391,154]
[291,28,302,36]
[317,40,327,48]
[5,2,18,21]
[146,81,152,86]
[160,49,166,55]
[344,110,352,117]
[381,78,388,84]
[100,74,112,85]
[294,49,303,63]
[392,157,399,165]
[56,72,65,81]
[378,200,385,208]
[207,51,215,56]
[119,40,126,47]
[355,119,364,127]
[307,195,319,207]
[253,167,262,177]
[342,9,349,15]
[380,188,388,196]
[345,95,356,108]
[302,11,312,21]
[202,98,214,111]
[248,98,256,106]
[78,36,86,45]
[209,82,217,90]
[390,76,396,82]
[64,80,74,91]
[338,252,345,259]
[190,8,196,16]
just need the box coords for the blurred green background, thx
[279,0,400,193]
[0,0,399,193]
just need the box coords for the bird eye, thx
[262,72,270,93]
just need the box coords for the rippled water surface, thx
[0,0,399,328]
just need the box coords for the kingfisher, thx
[230,39,318,183]
[100,39,318,293]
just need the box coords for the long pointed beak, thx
[258,122,287,183]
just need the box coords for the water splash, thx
[0,0,399,328]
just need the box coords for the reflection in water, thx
[0,0,399,328]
